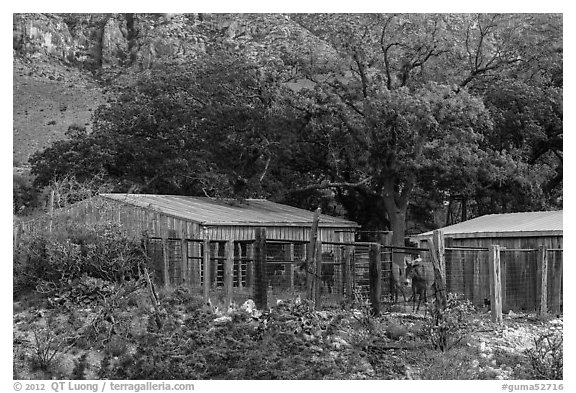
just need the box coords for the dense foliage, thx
[27,13,563,238]
[14,220,145,298]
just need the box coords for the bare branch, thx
[290,177,373,194]
[259,155,271,183]
[352,52,369,98]
[379,15,399,90]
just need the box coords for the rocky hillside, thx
[12,13,248,169]
[13,56,104,168]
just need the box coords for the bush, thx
[525,330,563,379]
[100,294,365,380]
[14,221,147,299]
[109,307,216,379]
[30,326,71,371]
[415,346,480,379]
[423,293,476,351]
[13,172,43,215]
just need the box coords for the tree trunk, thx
[388,208,407,267]
[461,197,468,222]
[382,178,411,268]
[382,188,409,304]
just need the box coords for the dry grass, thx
[13,57,105,167]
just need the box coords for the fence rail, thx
[14,220,562,316]
[142,230,562,316]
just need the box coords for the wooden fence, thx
[15,218,562,318]
[144,228,357,310]
[144,228,562,319]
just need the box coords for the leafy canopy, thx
[28,13,562,236]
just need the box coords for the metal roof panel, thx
[414,210,563,238]
[100,194,360,227]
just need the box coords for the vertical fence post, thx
[489,245,503,324]
[369,243,382,316]
[203,238,211,303]
[433,230,446,277]
[246,241,254,289]
[192,242,201,288]
[223,240,234,310]
[314,237,323,308]
[428,230,447,309]
[335,245,343,296]
[472,252,482,305]
[307,208,321,300]
[537,245,549,317]
[306,245,314,298]
[162,237,170,286]
[254,228,268,310]
[500,251,507,311]
[343,246,353,298]
[285,243,295,292]
[236,242,243,289]
[444,237,453,294]
[213,242,222,288]
[181,236,188,286]
[550,252,563,315]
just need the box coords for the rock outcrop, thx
[13,13,210,75]
[12,13,306,167]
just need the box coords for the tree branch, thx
[290,177,372,194]
[352,52,369,98]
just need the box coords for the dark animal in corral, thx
[320,262,335,294]
[390,264,408,304]
[266,263,287,288]
[404,258,433,312]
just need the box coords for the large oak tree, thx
[28,14,562,251]
[283,13,561,250]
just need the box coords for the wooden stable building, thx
[411,210,563,250]
[68,193,359,289]
[411,210,563,313]
[92,193,359,243]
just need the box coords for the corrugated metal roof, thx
[414,210,563,238]
[100,193,359,228]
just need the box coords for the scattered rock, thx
[309,345,323,353]
[213,316,232,325]
[331,336,351,349]
[479,341,486,352]
[241,299,256,313]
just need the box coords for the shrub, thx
[30,327,71,371]
[14,220,147,299]
[422,293,476,351]
[525,330,563,379]
[102,295,362,380]
[414,346,480,379]
[13,172,43,214]
[350,288,376,331]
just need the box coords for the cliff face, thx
[12,13,213,167]
[13,13,210,74]
[12,13,305,168]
